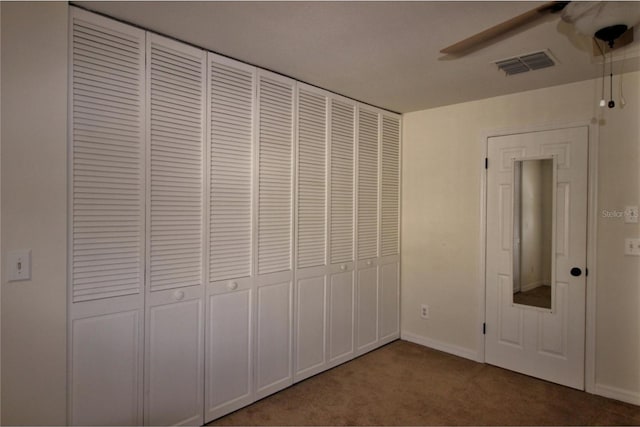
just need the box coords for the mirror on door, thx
[512,158,554,309]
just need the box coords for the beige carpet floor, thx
[209,340,640,426]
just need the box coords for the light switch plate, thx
[624,238,640,256]
[624,206,639,224]
[7,249,32,281]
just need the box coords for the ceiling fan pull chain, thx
[608,49,615,109]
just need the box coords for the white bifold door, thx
[356,108,380,354]
[144,34,206,426]
[255,71,296,399]
[378,116,401,343]
[327,98,357,367]
[69,9,146,426]
[205,54,256,421]
[69,7,401,426]
[294,85,330,381]
[355,109,401,355]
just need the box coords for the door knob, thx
[227,281,238,291]
[570,267,582,277]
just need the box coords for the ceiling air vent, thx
[494,50,556,76]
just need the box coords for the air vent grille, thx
[495,50,556,76]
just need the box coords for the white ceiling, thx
[74,1,640,113]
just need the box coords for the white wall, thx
[402,71,640,403]
[0,1,637,423]
[1,2,68,424]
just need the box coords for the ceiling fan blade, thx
[440,1,569,55]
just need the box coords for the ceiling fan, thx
[440,1,640,55]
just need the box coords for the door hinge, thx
[483,322,486,335]
[485,158,488,169]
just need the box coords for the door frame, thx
[477,120,598,394]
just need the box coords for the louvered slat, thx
[71,17,145,302]
[330,100,355,264]
[357,109,379,260]
[210,59,254,281]
[381,116,400,256]
[297,89,327,269]
[149,41,204,292]
[258,76,294,275]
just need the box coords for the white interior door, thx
[485,126,588,389]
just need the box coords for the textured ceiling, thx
[74,1,640,113]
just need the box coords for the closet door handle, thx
[340,264,347,271]
[570,267,582,277]
[227,281,238,291]
[173,290,185,301]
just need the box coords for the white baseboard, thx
[594,383,640,406]
[401,331,480,362]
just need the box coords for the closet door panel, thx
[71,304,142,426]
[255,72,295,398]
[206,282,253,421]
[329,100,355,266]
[69,9,146,425]
[70,11,145,303]
[257,73,294,276]
[356,262,379,352]
[206,54,256,422]
[209,56,255,282]
[256,278,293,398]
[379,114,401,343]
[328,267,355,364]
[147,36,205,293]
[356,109,379,261]
[145,34,205,427]
[327,99,356,366]
[294,86,328,380]
[295,270,327,380]
[379,261,400,342]
[146,292,203,426]
[381,115,400,258]
[356,108,380,354]
[296,88,327,269]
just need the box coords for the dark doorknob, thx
[570,267,582,277]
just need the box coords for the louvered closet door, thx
[69,9,146,426]
[378,114,401,344]
[294,86,328,381]
[145,34,205,427]
[255,72,295,399]
[205,54,256,423]
[327,98,356,366]
[356,108,380,354]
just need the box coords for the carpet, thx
[208,340,640,426]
